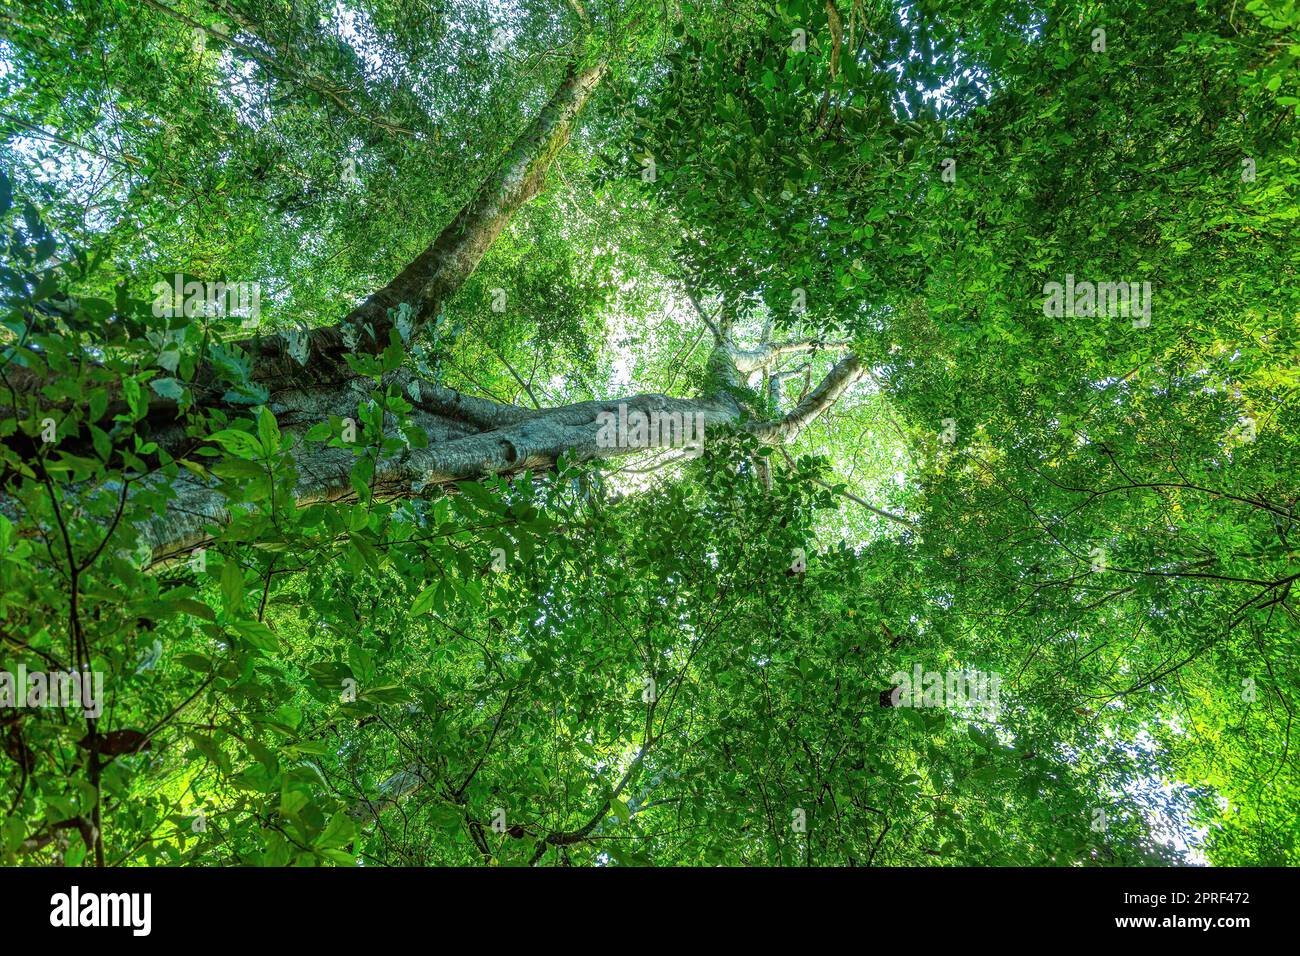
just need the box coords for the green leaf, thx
[149,377,185,401]
[208,428,263,460]
[230,619,279,653]
[410,582,439,615]
[256,406,281,453]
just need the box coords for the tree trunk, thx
[210,58,609,393]
[144,375,746,562]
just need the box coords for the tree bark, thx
[142,374,745,563]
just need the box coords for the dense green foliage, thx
[0,0,1297,865]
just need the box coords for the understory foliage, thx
[1,0,1297,865]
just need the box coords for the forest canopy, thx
[0,0,1297,867]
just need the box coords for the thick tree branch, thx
[139,386,741,562]
[285,59,607,373]
[731,339,851,374]
[749,353,864,444]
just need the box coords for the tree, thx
[0,0,1296,866]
